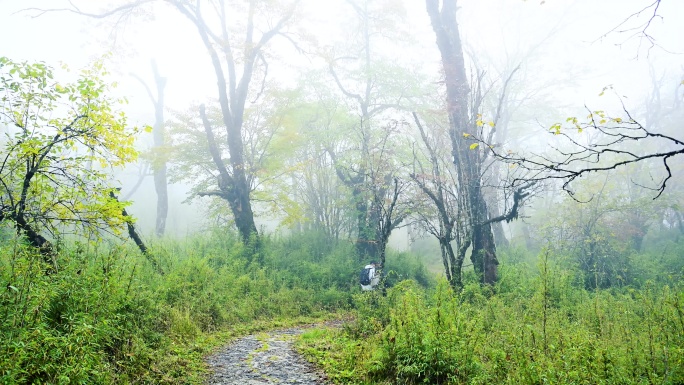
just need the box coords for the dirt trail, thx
[205,326,330,385]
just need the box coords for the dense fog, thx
[0,1,678,232]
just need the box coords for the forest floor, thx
[205,321,344,385]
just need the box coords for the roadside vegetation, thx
[297,237,684,385]
[0,230,429,384]
[0,233,355,384]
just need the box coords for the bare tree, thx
[130,60,168,237]
[324,0,416,262]
[410,112,467,288]
[595,0,667,56]
[488,105,683,200]
[36,0,301,245]
[375,176,413,270]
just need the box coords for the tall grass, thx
[1,231,411,384]
[297,247,684,385]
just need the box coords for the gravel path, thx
[205,326,330,385]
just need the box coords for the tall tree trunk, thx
[355,205,382,263]
[439,240,452,283]
[367,198,383,261]
[330,160,383,263]
[224,100,259,244]
[352,186,372,261]
[150,60,168,237]
[426,0,499,285]
[440,235,463,289]
[454,239,469,290]
[129,61,168,236]
[175,2,267,245]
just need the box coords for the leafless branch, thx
[197,190,226,198]
[481,182,534,226]
[593,0,674,56]
[23,0,153,19]
[486,104,683,200]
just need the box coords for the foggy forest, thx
[1,0,683,384]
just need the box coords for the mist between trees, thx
[1,0,683,384]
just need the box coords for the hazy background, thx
[1,0,682,242]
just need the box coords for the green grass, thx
[5,228,682,385]
[0,231,390,384]
[296,249,684,385]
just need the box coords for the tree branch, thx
[480,183,533,226]
[488,108,683,200]
[199,104,233,187]
[24,0,154,19]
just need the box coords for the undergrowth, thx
[296,247,684,385]
[1,230,421,384]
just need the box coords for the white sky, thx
[1,0,681,115]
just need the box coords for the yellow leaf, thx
[476,120,484,127]
[488,121,495,127]
[463,133,471,137]
[469,143,479,150]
